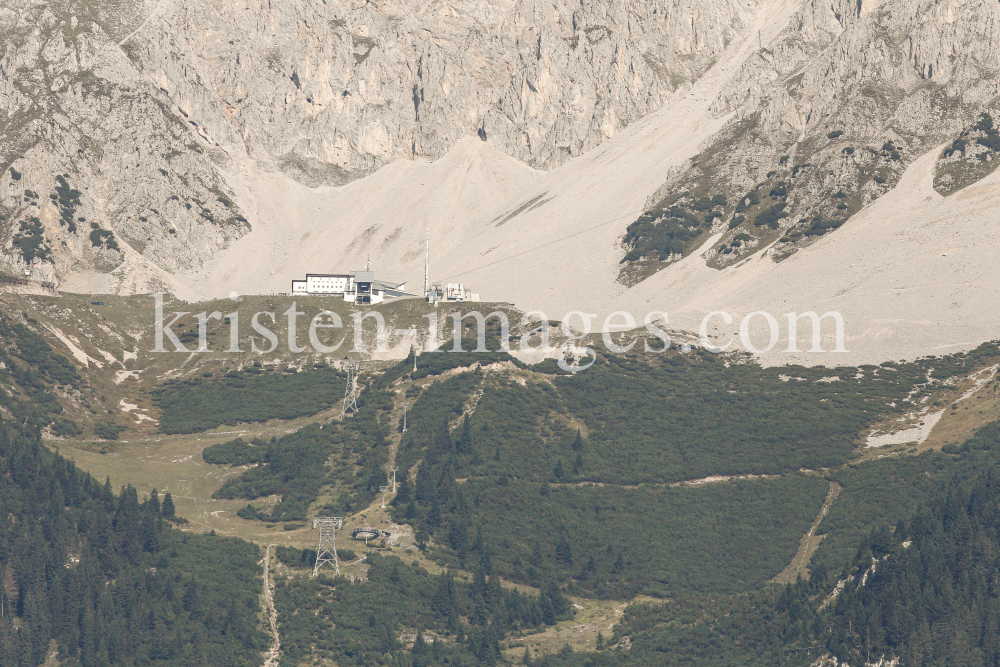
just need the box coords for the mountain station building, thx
[292,271,408,304]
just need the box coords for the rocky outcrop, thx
[136,0,749,174]
[0,0,250,290]
[1,0,750,288]
[621,0,1000,280]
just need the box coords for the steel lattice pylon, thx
[341,361,360,418]
[312,517,344,576]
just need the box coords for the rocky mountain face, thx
[6,0,1000,294]
[1,0,748,287]
[618,0,1000,284]
[1,0,252,291]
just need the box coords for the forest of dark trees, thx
[0,424,269,666]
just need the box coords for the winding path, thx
[262,545,280,667]
[771,482,842,584]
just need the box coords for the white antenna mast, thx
[424,227,429,296]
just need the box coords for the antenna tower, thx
[341,361,360,418]
[390,466,399,492]
[312,516,344,576]
[380,485,389,508]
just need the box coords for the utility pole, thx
[380,486,389,509]
[402,406,407,432]
[424,227,429,297]
[341,361,360,418]
[390,466,399,492]
[312,517,343,576]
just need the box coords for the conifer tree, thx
[148,488,161,514]
[161,492,176,518]
[555,538,573,566]
[413,627,426,655]
[457,414,473,454]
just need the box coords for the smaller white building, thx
[427,283,479,303]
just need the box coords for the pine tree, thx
[394,477,411,505]
[448,519,469,554]
[415,461,436,504]
[597,631,605,650]
[432,571,457,619]
[457,414,473,454]
[161,492,175,518]
[540,595,555,626]
[555,538,573,566]
[543,580,570,617]
[432,418,455,461]
[427,499,442,527]
[413,627,426,655]
[612,553,624,573]
[571,430,584,451]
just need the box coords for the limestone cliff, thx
[620,0,1000,283]
[1,0,749,287]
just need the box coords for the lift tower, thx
[312,517,344,576]
[341,361,360,418]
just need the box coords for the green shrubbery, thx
[152,366,345,433]
[385,347,975,602]
[214,387,396,521]
[0,316,81,437]
[803,216,846,237]
[275,554,569,666]
[213,423,342,522]
[88,223,120,251]
[94,421,126,440]
[12,217,49,262]
[202,436,267,465]
[622,194,727,263]
[753,201,787,228]
[409,475,826,598]
[54,175,82,233]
